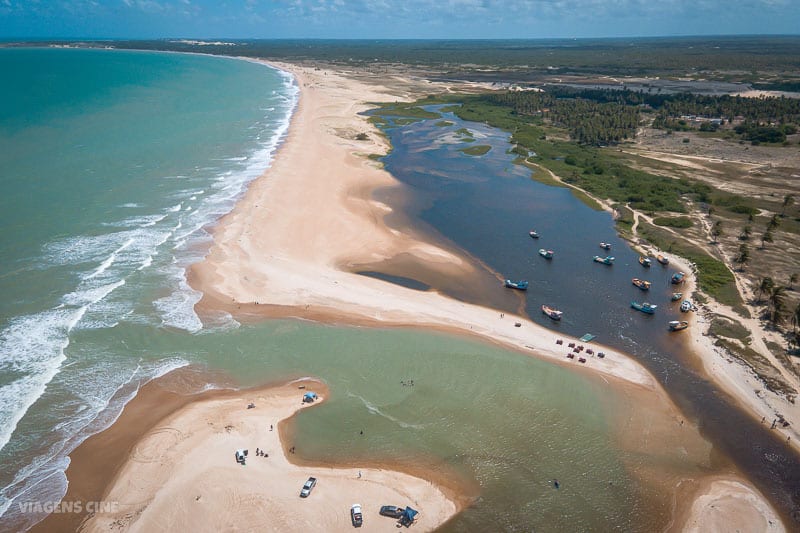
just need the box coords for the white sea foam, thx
[84,238,133,280]
[0,59,299,529]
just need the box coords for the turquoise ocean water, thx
[0,48,297,528]
[0,48,713,531]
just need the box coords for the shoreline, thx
[185,59,789,530]
[33,369,463,532]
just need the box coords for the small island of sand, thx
[81,378,458,532]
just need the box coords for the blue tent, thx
[303,392,318,402]
[399,506,418,526]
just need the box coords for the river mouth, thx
[372,104,800,524]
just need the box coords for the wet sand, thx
[33,369,463,532]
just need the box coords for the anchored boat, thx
[672,272,686,284]
[668,320,689,331]
[529,230,539,239]
[541,305,563,321]
[680,300,693,312]
[593,255,615,265]
[539,249,554,259]
[631,301,657,314]
[504,279,529,291]
[671,292,683,301]
[639,256,652,268]
[599,242,612,250]
[632,278,651,290]
[657,254,669,265]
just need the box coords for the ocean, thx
[0,47,763,532]
[0,47,297,528]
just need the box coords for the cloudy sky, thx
[1,0,798,39]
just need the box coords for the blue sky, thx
[1,0,799,39]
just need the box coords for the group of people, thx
[254,448,269,458]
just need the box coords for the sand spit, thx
[77,378,457,532]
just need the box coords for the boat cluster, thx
[511,231,695,332]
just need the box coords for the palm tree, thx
[767,214,780,232]
[739,225,752,240]
[792,301,800,334]
[781,194,794,217]
[760,229,774,249]
[757,277,774,303]
[767,285,788,327]
[735,244,750,271]
[711,220,723,244]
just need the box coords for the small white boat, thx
[680,300,693,312]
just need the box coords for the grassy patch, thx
[458,144,492,156]
[370,104,441,119]
[653,216,694,228]
[708,316,751,342]
[637,221,746,312]
[715,338,796,400]
[765,339,800,382]
[435,120,454,127]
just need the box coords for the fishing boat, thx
[631,301,657,314]
[680,300,693,312]
[632,278,651,290]
[593,255,615,265]
[639,256,652,268]
[504,279,529,291]
[671,272,686,284]
[539,249,554,259]
[668,320,689,331]
[671,292,683,301]
[599,242,612,250]
[529,230,539,239]
[541,305,563,321]
[657,254,669,265]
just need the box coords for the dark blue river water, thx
[374,106,800,525]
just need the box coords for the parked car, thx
[379,505,404,518]
[299,477,317,498]
[351,504,363,527]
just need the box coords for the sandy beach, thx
[77,377,458,532]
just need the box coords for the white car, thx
[299,477,317,497]
[350,504,363,527]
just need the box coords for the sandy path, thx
[83,380,457,532]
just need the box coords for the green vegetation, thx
[450,96,708,213]
[637,221,745,312]
[435,120,454,127]
[355,132,369,141]
[458,144,491,156]
[370,104,440,120]
[708,316,751,342]
[714,338,796,399]
[487,91,639,145]
[653,216,693,228]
